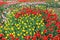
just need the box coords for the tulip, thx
[15,12,20,18]
[0,34,4,37]
[56,30,60,33]
[47,13,51,19]
[48,34,53,38]
[44,10,49,14]
[0,2,7,6]
[2,38,6,40]
[34,31,41,38]
[56,22,60,29]
[24,36,32,40]
[21,11,25,16]
[32,36,36,40]
[43,30,47,34]
[9,34,15,40]
[37,10,41,15]
[46,19,51,23]
[46,22,51,28]
[53,35,59,40]
[26,9,32,16]
[43,36,48,40]
[36,33,41,38]
[49,27,54,32]
[57,34,60,37]
[32,10,37,15]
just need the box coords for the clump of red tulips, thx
[16,8,60,40]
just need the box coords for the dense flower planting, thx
[0,5,60,40]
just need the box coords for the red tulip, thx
[9,34,14,37]
[34,33,37,37]
[57,34,60,40]
[15,12,20,18]
[43,30,47,33]
[53,35,59,40]
[43,36,48,40]
[46,19,51,23]
[56,30,60,33]
[37,33,41,38]
[46,22,52,28]
[44,10,49,14]
[26,8,32,15]
[57,34,60,37]
[48,34,53,38]
[32,36,36,40]
[24,36,32,40]
[0,34,4,37]
[0,2,7,6]
[37,10,40,15]
[56,22,60,29]
[32,10,37,15]
[49,27,54,32]
[47,13,51,19]
[36,31,41,38]
[9,34,15,40]
[21,11,25,16]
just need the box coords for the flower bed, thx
[0,4,60,40]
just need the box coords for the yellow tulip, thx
[32,28,34,31]
[24,23,26,25]
[18,27,20,30]
[38,26,40,28]
[14,31,16,33]
[26,32,28,34]
[41,20,43,23]
[11,27,14,30]
[22,30,25,32]
[5,36,8,39]
[39,23,41,25]
[23,34,26,36]
[42,23,44,25]
[36,23,38,25]
[0,26,3,28]
[0,30,2,32]
[16,24,19,27]
[6,34,9,36]
[41,32,43,34]
[22,36,24,38]
[30,32,32,35]
[17,34,20,36]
